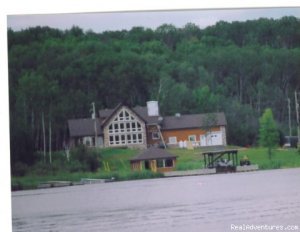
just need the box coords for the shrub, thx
[30,160,64,175]
[51,151,69,163]
[85,149,100,172]
[11,162,29,177]
[31,161,51,175]
[67,160,87,173]
[70,145,101,172]
[11,180,23,191]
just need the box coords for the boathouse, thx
[130,147,177,173]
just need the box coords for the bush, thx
[31,161,51,175]
[67,160,88,173]
[51,151,69,163]
[11,162,29,177]
[30,160,65,175]
[70,145,101,172]
[11,180,23,191]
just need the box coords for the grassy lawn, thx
[170,147,300,171]
[168,148,204,170]
[238,148,300,169]
[100,148,139,171]
[11,147,300,190]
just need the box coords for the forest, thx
[8,16,300,167]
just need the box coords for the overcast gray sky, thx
[7,7,300,32]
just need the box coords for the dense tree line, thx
[8,16,300,166]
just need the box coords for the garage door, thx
[210,132,222,145]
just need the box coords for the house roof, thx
[69,103,227,137]
[68,118,102,137]
[162,112,227,130]
[131,106,161,124]
[101,104,147,127]
[130,147,177,162]
[99,105,160,125]
[99,104,226,128]
[99,108,114,119]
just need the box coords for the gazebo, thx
[202,149,238,172]
[130,147,177,173]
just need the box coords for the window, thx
[115,135,120,144]
[165,159,174,167]
[138,133,142,143]
[127,134,132,144]
[120,123,125,132]
[119,111,124,120]
[127,123,131,132]
[188,135,196,142]
[132,134,137,143]
[137,123,142,131]
[121,135,125,144]
[125,111,130,120]
[83,137,94,146]
[156,159,174,168]
[152,132,160,140]
[157,159,164,168]
[169,136,177,144]
[77,138,83,145]
[107,107,145,146]
[132,122,136,131]
[114,123,119,132]
[109,136,114,144]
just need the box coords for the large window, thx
[108,108,144,146]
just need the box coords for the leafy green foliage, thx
[259,108,279,159]
[70,145,101,172]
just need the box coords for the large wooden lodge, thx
[68,101,227,149]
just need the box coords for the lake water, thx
[12,168,300,232]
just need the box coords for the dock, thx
[164,168,216,177]
[37,178,114,189]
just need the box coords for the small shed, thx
[130,147,177,173]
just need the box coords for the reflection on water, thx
[12,168,300,232]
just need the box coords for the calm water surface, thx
[12,168,300,232]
